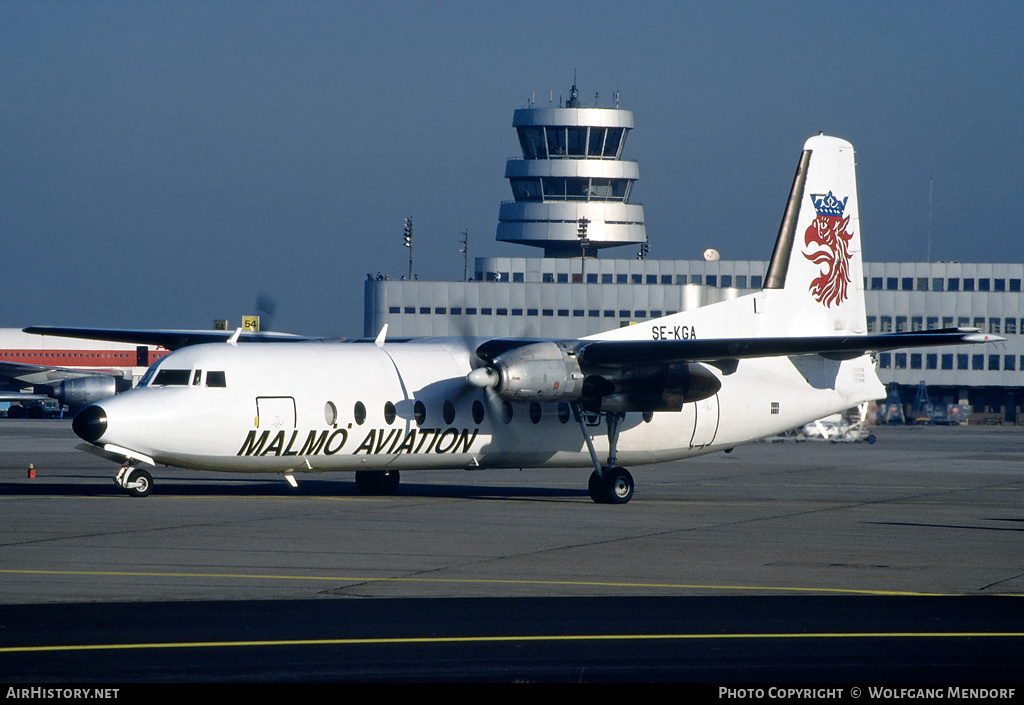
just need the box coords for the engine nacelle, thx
[585,362,722,412]
[487,342,585,401]
[54,376,130,408]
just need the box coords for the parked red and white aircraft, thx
[0,329,171,417]
[2,325,306,416]
[70,135,1002,503]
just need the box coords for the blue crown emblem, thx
[810,191,848,217]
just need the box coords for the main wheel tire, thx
[588,467,634,504]
[125,468,152,498]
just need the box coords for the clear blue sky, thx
[2,0,1021,337]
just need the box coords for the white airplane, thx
[71,135,1001,503]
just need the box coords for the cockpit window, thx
[206,371,227,387]
[152,369,191,386]
[138,365,158,387]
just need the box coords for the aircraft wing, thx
[575,329,1003,366]
[23,326,314,351]
[0,359,124,386]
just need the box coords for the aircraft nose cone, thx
[73,405,108,443]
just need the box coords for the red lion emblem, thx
[803,193,853,308]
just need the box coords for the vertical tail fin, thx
[762,134,865,335]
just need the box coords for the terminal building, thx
[365,86,1023,424]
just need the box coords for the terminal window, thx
[420,307,430,314]
[602,274,613,283]
[496,308,507,316]
[963,278,975,291]
[542,309,553,316]
[902,277,913,290]
[880,316,892,332]
[912,317,923,331]
[691,275,702,285]
[910,354,922,369]
[941,354,953,370]
[926,317,938,330]
[513,272,524,282]
[707,275,718,287]
[543,273,554,283]
[435,307,446,314]
[721,275,732,287]
[942,316,953,328]
[572,310,584,317]
[389,306,401,314]
[878,353,891,368]
[646,275,657,284]
[404,307,415,314]
[589,310,600,317]
[451,307,462,315]
[650,310,662,318]
[466,308,477,315]
[871,277,883,290]
[558,309,569,317]
[916,278,929,291]
[661,275,673,285]
[978,278,990,292]
[926,354,937,370]
[887,277,898,290]
[557,273,568,283]
[958,354,968,370]
[617,274,628,283]
[751,276,763,288]
[989,355,1000,370]
[1005,356,1016,371]
[947,278,960,291]
[866,316,876,332]
[634,311,647,318]
[896,316,907,333]
[1011,279,1022,292]
[994,278,1005,292]
[932,278,944,291]
[676,275,687,285]
[1006,319,1017,335]
[587,274,598,283]
[527,308,537,316]
[632,275,642,284]
[972,354,984,370]
[604,310,615,317]
[736,275,747,288]
[481,308,492,315]
[894,353,907,369]
[990,319,1000,335]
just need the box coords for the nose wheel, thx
[115,466,153,497]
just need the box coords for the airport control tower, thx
[496,83,646,258]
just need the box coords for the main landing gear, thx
[115,465,153,497]
[572,403,635,504]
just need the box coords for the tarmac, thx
[1,420,1022,681]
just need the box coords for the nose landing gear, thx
[115,465,153,497]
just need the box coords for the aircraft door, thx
[689,393,720,449]
[255,396,296,430]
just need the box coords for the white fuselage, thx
[89,335,882,475]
